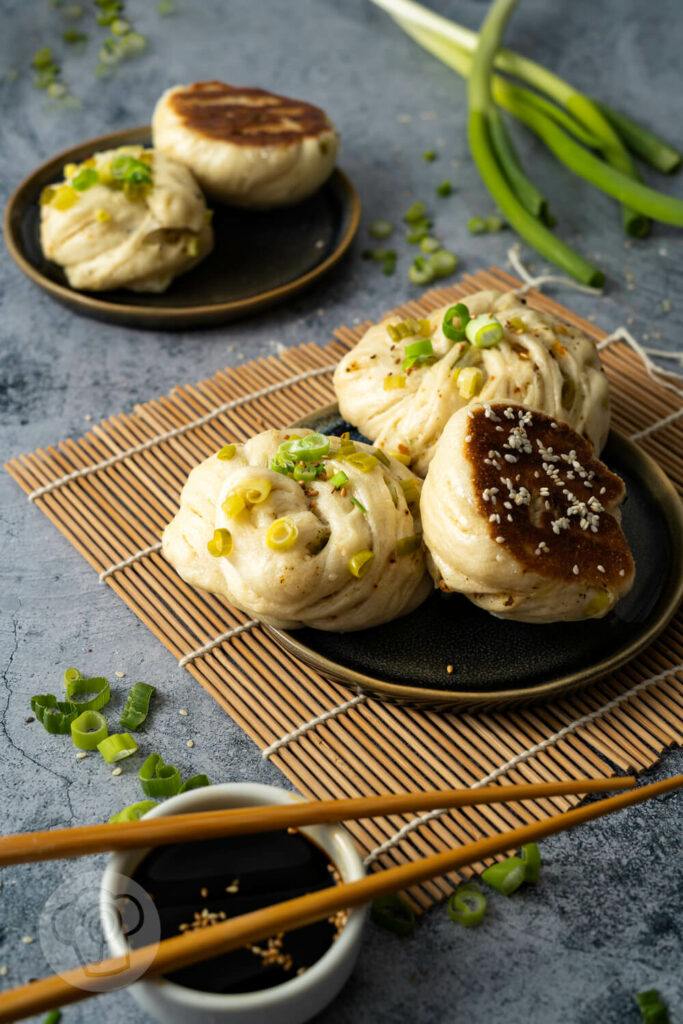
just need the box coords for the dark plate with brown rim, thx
[3,126,360,331]
[264,404,683,711]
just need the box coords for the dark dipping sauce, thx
[126,829,345,994]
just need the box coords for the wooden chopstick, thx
[0,777,636,866]
[0,774,679,1024]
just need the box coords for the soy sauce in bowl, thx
[126,828,346,994]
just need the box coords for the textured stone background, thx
[0,1,681,1022]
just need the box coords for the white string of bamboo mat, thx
[178,620,260,668]
[362,661,683,867]
[26,362,338,503]
[262,694,368,758]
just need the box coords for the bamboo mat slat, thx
[5,267,683,912]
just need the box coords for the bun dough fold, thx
[152,81,338,208]
[162,429,431,631]
[334,290,610,477]
[40,147,213,293]
[421,402,635,623]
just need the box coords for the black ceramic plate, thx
[265,406,683,710]
[3,126,360,331]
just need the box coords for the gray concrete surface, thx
[1,1,681,1022]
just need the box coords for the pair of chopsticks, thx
[0,774,680,1023]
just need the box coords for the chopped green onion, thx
[283,432,330,461]
[111,18,131,35]
[112,154,152,186]
[179,774,211,793]
[382,253,397,275]
[119,682,156,732]
[442,302,471,341]
[447,883,487,927]
[371,448,391,467]
[362,247,394,261]
[485,215,505,231]
[406,221,431,244]
[109,800,159,823]
[635,989,670,1024]
[384,374,406,390]
[65,675,111,712]
[266,517,299,551]
[396,534,422,556]
[207,527,233,557]
[405,338,434,359]
[217,444,236,460]
[222,493,246,518]
[71,710,108,751]
[468,216,488,234]
[139,753,182,796]
[428,249,458,278]
[404,201,427,223]
[63,667,82,686]
[521,842,541,882]
[368,219,393,238]
[343,451,379,473]
[30,695,79,734]
[481,855,526,895]
[466,313,504,348]
[71,167,99,191]
[63,29,88,44]
[97,732,138,764]
[349,550,374,578]
[456,365,483,398]
[293,463,318,482]
[330,470,349,488]
[370,893,415,936]
[420,235,441,253]
[436,179,453,196]
[63,2,84,18]
[422,149,437,161]
[408,255,434,285]
[32,48,54,70]
[42,1012,62,1024]
[157,0,178,14]
[350,497,368,514]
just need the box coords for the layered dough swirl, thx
[162,429,431,631]
[40,146,213,293]
[334,290,610,477]
[421,402,635,623]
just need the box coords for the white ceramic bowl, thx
[100,782,366,1024]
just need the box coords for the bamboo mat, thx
[6,267,683,912]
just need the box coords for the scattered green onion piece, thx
[266,517,299,551]
[521,842,541,882]
[42,1012,61,1024]
[481,855,526,895]
[370,893,415,936]
[207,527,233,558]
[396,534,422,556]
[408,256,434,285]
[179,774,211,793]
[139,753,182,796]
[456,365,483,398]
[404,338,434,360]
[635,989,670,1024]
[343,452,378,472]
[97,732,138,764]
[71,167,99,191]
[406,222,431,244]
[349,550,374,578]
[269,458,292,476]
[447,884,487,927]
[420,235,441,253]
[382,254,397,275]
[109,800,159,823]
[284,432,330,462]
[63,29,88,44]
[71,710,108,751]
[350,497,368,514]
[293,463,318,482]
[422,149,437,161]
[111,18,131,35]
[30,695,79,734]
[330,470,349,489]
[112,154,152,186]
[368,219,393,239]
[384,374,406,390]
[466,313,504,348]
[404,201,426,223]
[436,179,453,196]
[217,444,236,460]
[468,216,488,234]
[222,493,246,519]
[65,675,111,712]
[157,0,177,14]
[371,448,391,467]
[63,667,82,686]
[32,48,54,69]
[63,2,84,18]
[362,247,394,261]
[119,681,156,732]
[429,249,458,278]
[485,215,505,231]
[442,302,471,341]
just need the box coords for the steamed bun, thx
[162,428,430,632]
[334,290,610,477]
[40,146,213,292]
[152,81,338,208]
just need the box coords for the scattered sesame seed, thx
[84,413,93,421]
[597,565,605,573]
[76,752,87,760]
[446,664,454,674]
[186,739,195,749]
[115,671,125,678]
[662,299,671,312]
[179,708,189,716]
[200,887,208,898]
[0,966,7,976]
[619,569,625,576]
[659,247,668,257]
[572,565,579,575]
[112,767,123,776]
[21,937,33,945]
[495,536,505,544]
